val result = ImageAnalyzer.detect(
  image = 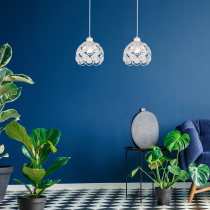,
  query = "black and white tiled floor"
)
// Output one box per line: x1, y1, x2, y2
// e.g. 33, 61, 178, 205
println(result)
1, 188, 210, 209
